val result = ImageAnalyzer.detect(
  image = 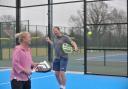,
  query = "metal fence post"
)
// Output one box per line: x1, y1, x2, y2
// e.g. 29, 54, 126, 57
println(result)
48, 0, 53, 63
0, 23, 2, 60
84, 0, 87, 74
104, 50, 106, 66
